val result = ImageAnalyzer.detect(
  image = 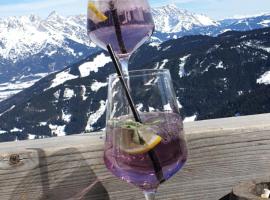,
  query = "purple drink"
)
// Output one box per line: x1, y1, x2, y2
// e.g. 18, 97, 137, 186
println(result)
87, 0, 154, 58
104, 112, 187, 191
